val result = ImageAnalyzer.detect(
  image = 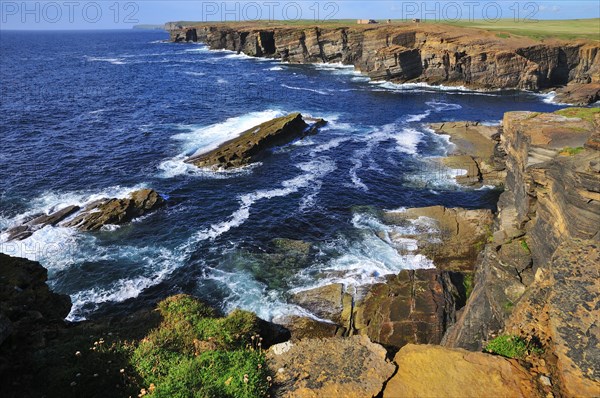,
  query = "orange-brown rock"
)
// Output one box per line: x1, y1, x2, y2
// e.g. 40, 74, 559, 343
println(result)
383, 344, 536, 398
382, 206, 493, 271
266, 335, 395, 398
429, 121, 505, 186
168, 22, 600, 101
504, 239, 600, 397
